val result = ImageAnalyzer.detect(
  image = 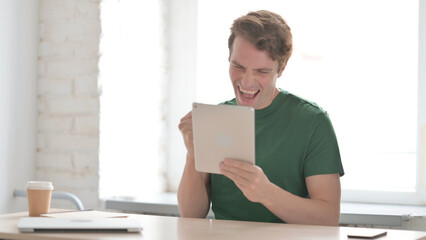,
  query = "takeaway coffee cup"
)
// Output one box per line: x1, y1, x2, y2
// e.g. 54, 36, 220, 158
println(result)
26, 181, 54, 217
